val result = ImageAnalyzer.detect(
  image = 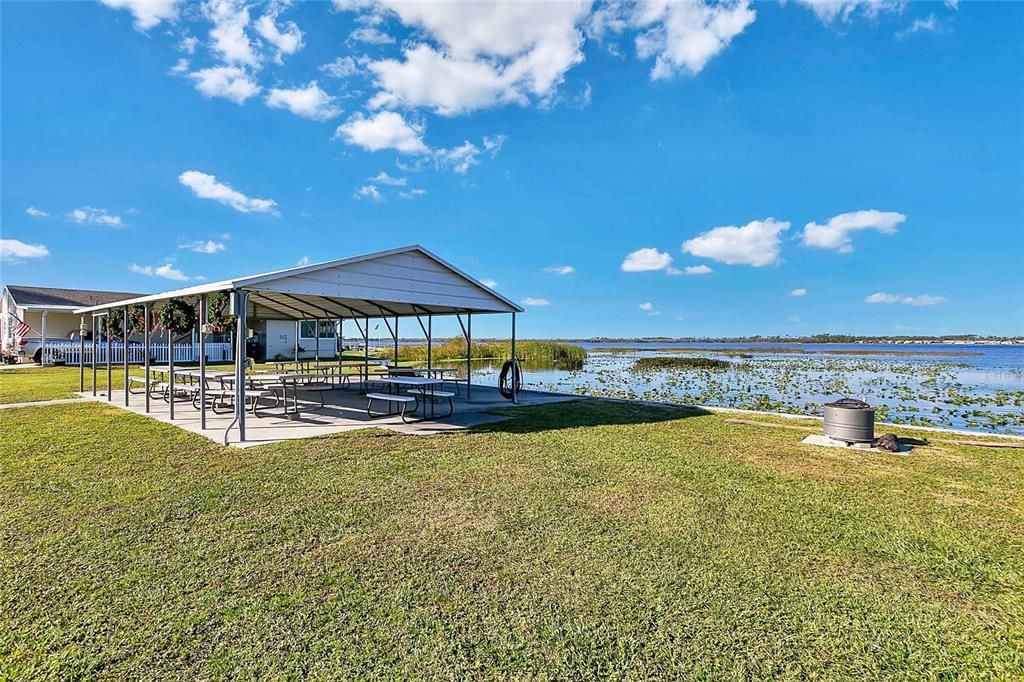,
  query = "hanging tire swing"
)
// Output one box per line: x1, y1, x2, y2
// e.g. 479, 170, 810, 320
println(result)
498, 358, 523, 400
